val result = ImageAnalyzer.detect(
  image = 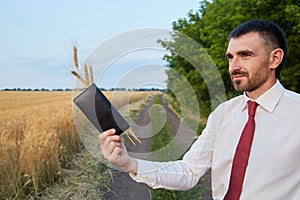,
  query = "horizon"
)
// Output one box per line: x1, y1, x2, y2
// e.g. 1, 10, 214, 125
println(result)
0, 86, 167, 91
